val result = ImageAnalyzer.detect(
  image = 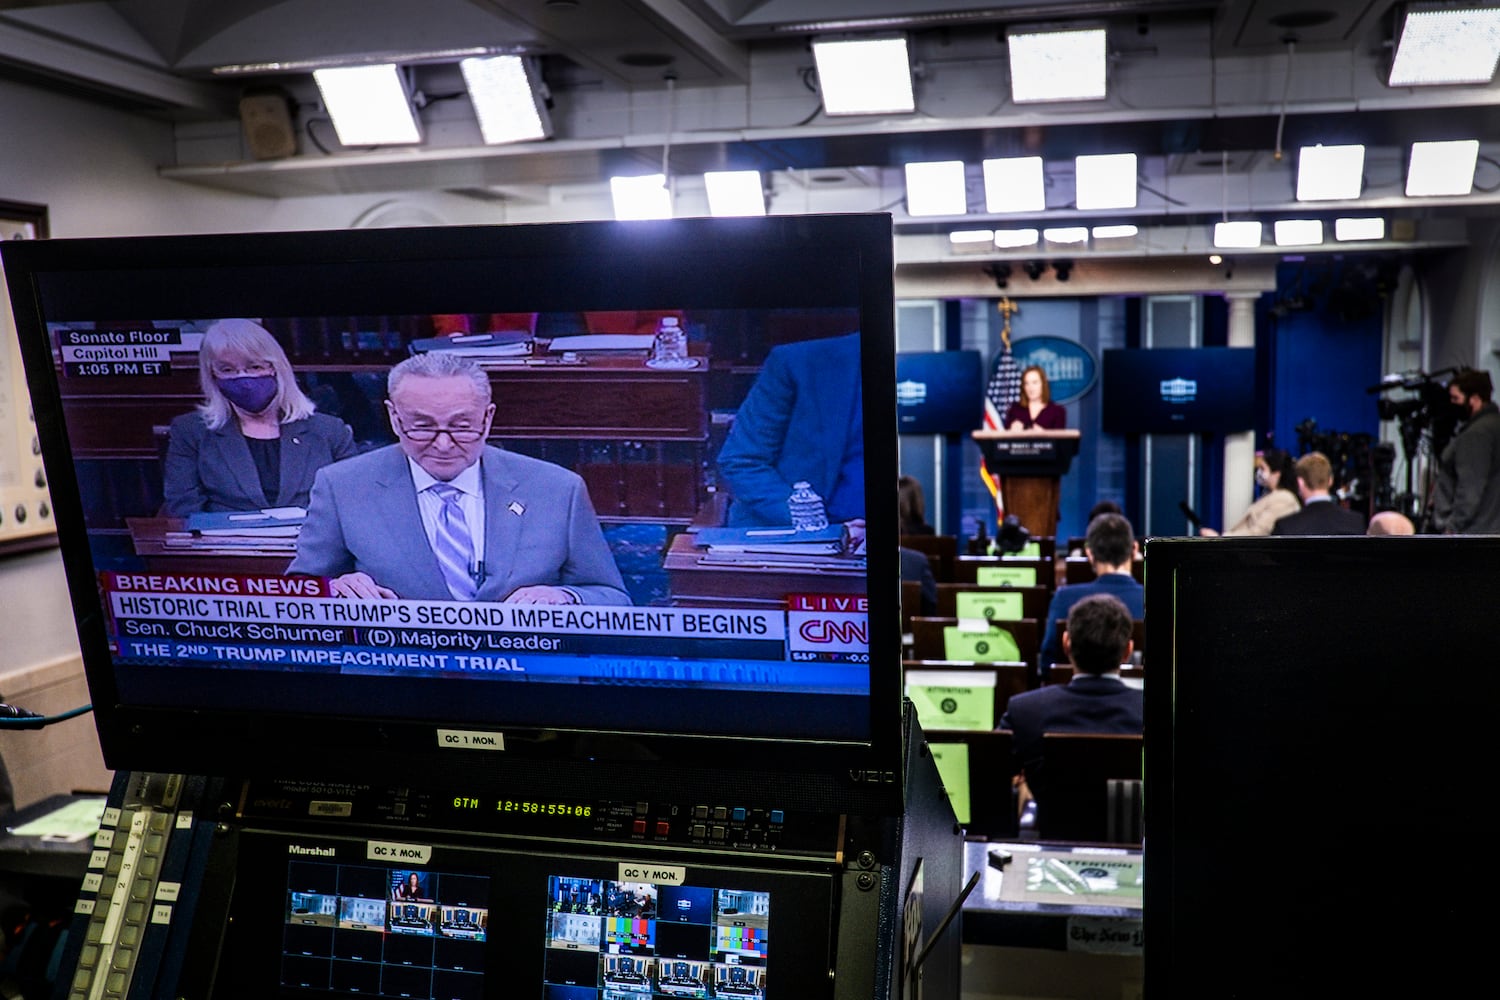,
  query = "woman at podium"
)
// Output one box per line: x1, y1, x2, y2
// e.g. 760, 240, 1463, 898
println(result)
1004, 366, 1066, 431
